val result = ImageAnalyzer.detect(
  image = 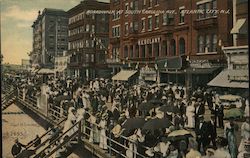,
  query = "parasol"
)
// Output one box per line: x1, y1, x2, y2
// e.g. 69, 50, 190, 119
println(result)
224, 108, 244, 119
122, 118, 146, 130
219, 94, 241, 102
138, 102, 159, 111
142, 118, 172, 131
167, 129, 193, 141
